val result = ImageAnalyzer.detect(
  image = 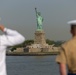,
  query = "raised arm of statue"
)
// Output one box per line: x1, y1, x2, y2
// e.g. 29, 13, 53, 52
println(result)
35, 8, 38, 17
